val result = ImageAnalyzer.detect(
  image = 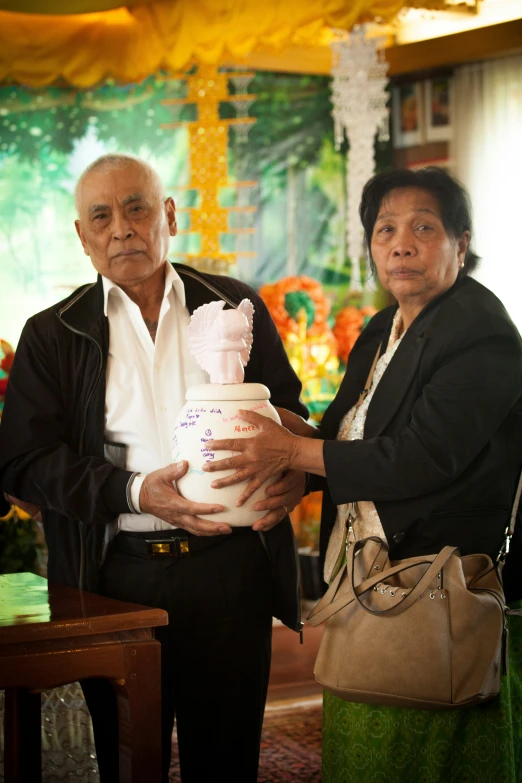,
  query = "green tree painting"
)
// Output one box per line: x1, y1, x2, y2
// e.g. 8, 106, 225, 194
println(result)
0, 71, 391, 347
